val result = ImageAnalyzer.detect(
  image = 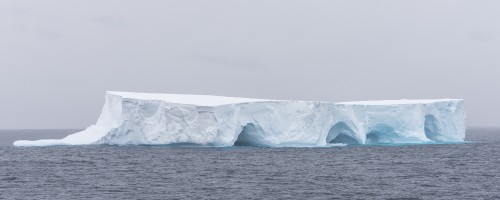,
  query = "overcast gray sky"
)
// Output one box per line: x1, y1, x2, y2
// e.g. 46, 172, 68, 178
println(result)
0, 0, 499, 129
